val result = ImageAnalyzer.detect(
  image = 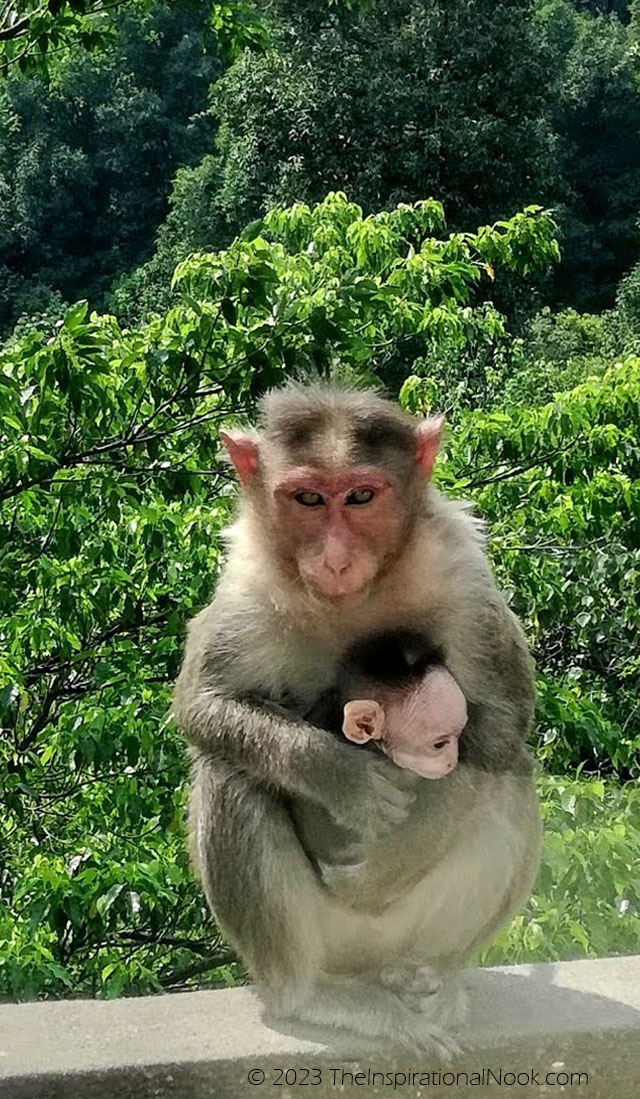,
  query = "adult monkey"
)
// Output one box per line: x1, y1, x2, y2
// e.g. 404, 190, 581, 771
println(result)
174, 383, 540, 1051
